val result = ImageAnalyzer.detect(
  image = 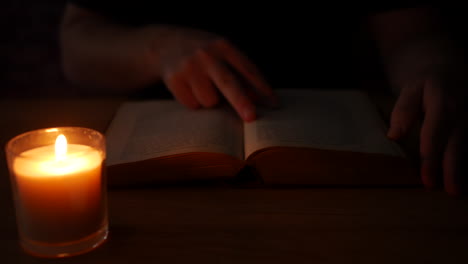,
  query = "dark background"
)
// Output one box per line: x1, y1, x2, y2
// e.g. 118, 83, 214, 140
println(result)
1, 1, 465, 99
0, 0, 76, 99
0, 0, 383, 99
